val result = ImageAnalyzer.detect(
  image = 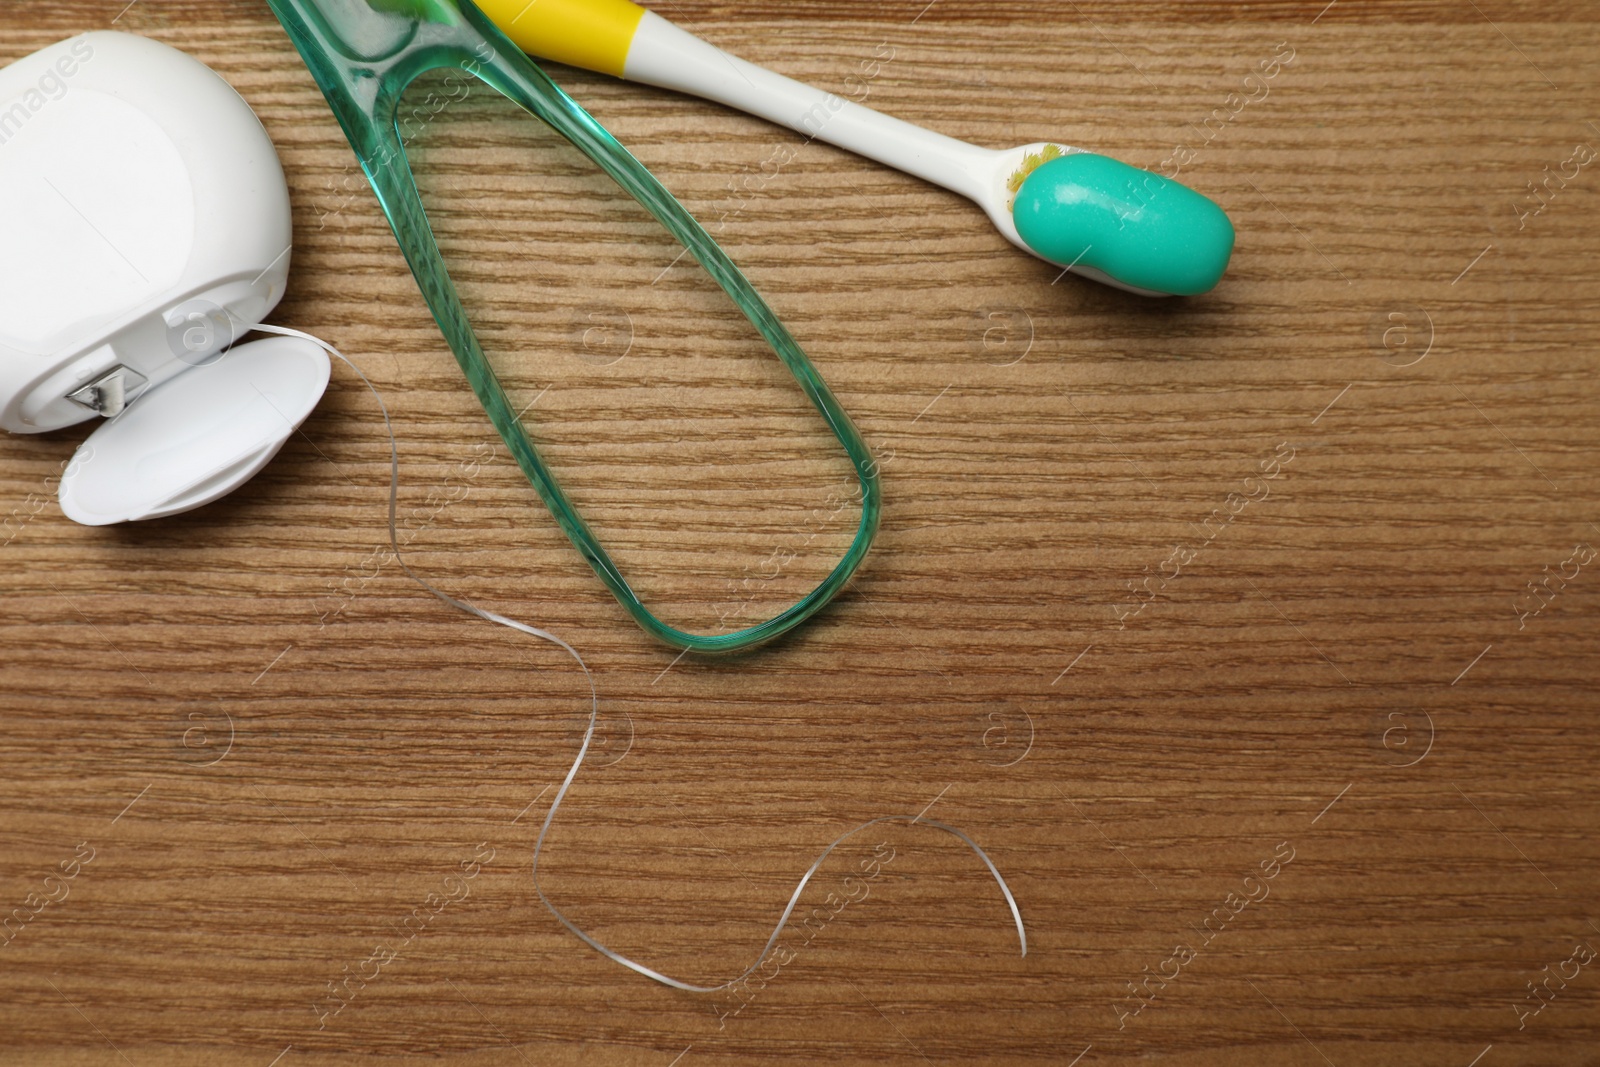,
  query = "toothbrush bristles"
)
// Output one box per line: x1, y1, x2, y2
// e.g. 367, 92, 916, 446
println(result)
1006, 143, 1064, 201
